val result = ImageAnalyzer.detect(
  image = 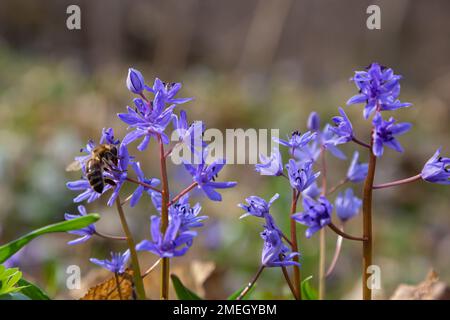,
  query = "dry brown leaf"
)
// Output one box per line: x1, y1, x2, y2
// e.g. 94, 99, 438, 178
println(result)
391, 269, 450, 300
80, 269, 135, 300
